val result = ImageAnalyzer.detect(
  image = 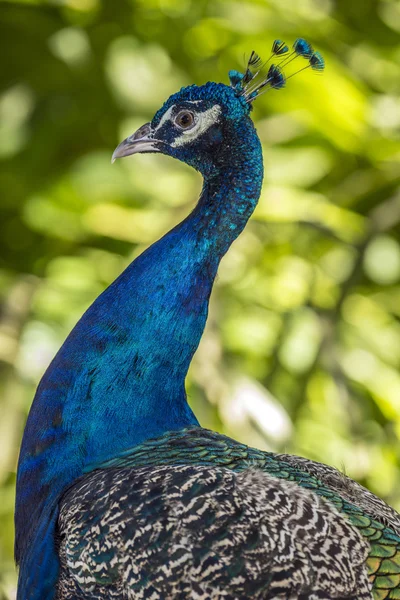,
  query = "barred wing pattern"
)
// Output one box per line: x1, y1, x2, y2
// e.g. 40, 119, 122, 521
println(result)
57, 428, 400, 600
